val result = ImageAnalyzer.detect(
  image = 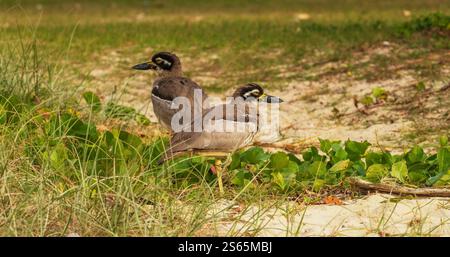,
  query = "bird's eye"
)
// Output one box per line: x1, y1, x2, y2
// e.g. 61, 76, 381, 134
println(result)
154, 57, 172, 69
243, 89, 261, 99
155, 57, 169, 65
250, 89, 261, 96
